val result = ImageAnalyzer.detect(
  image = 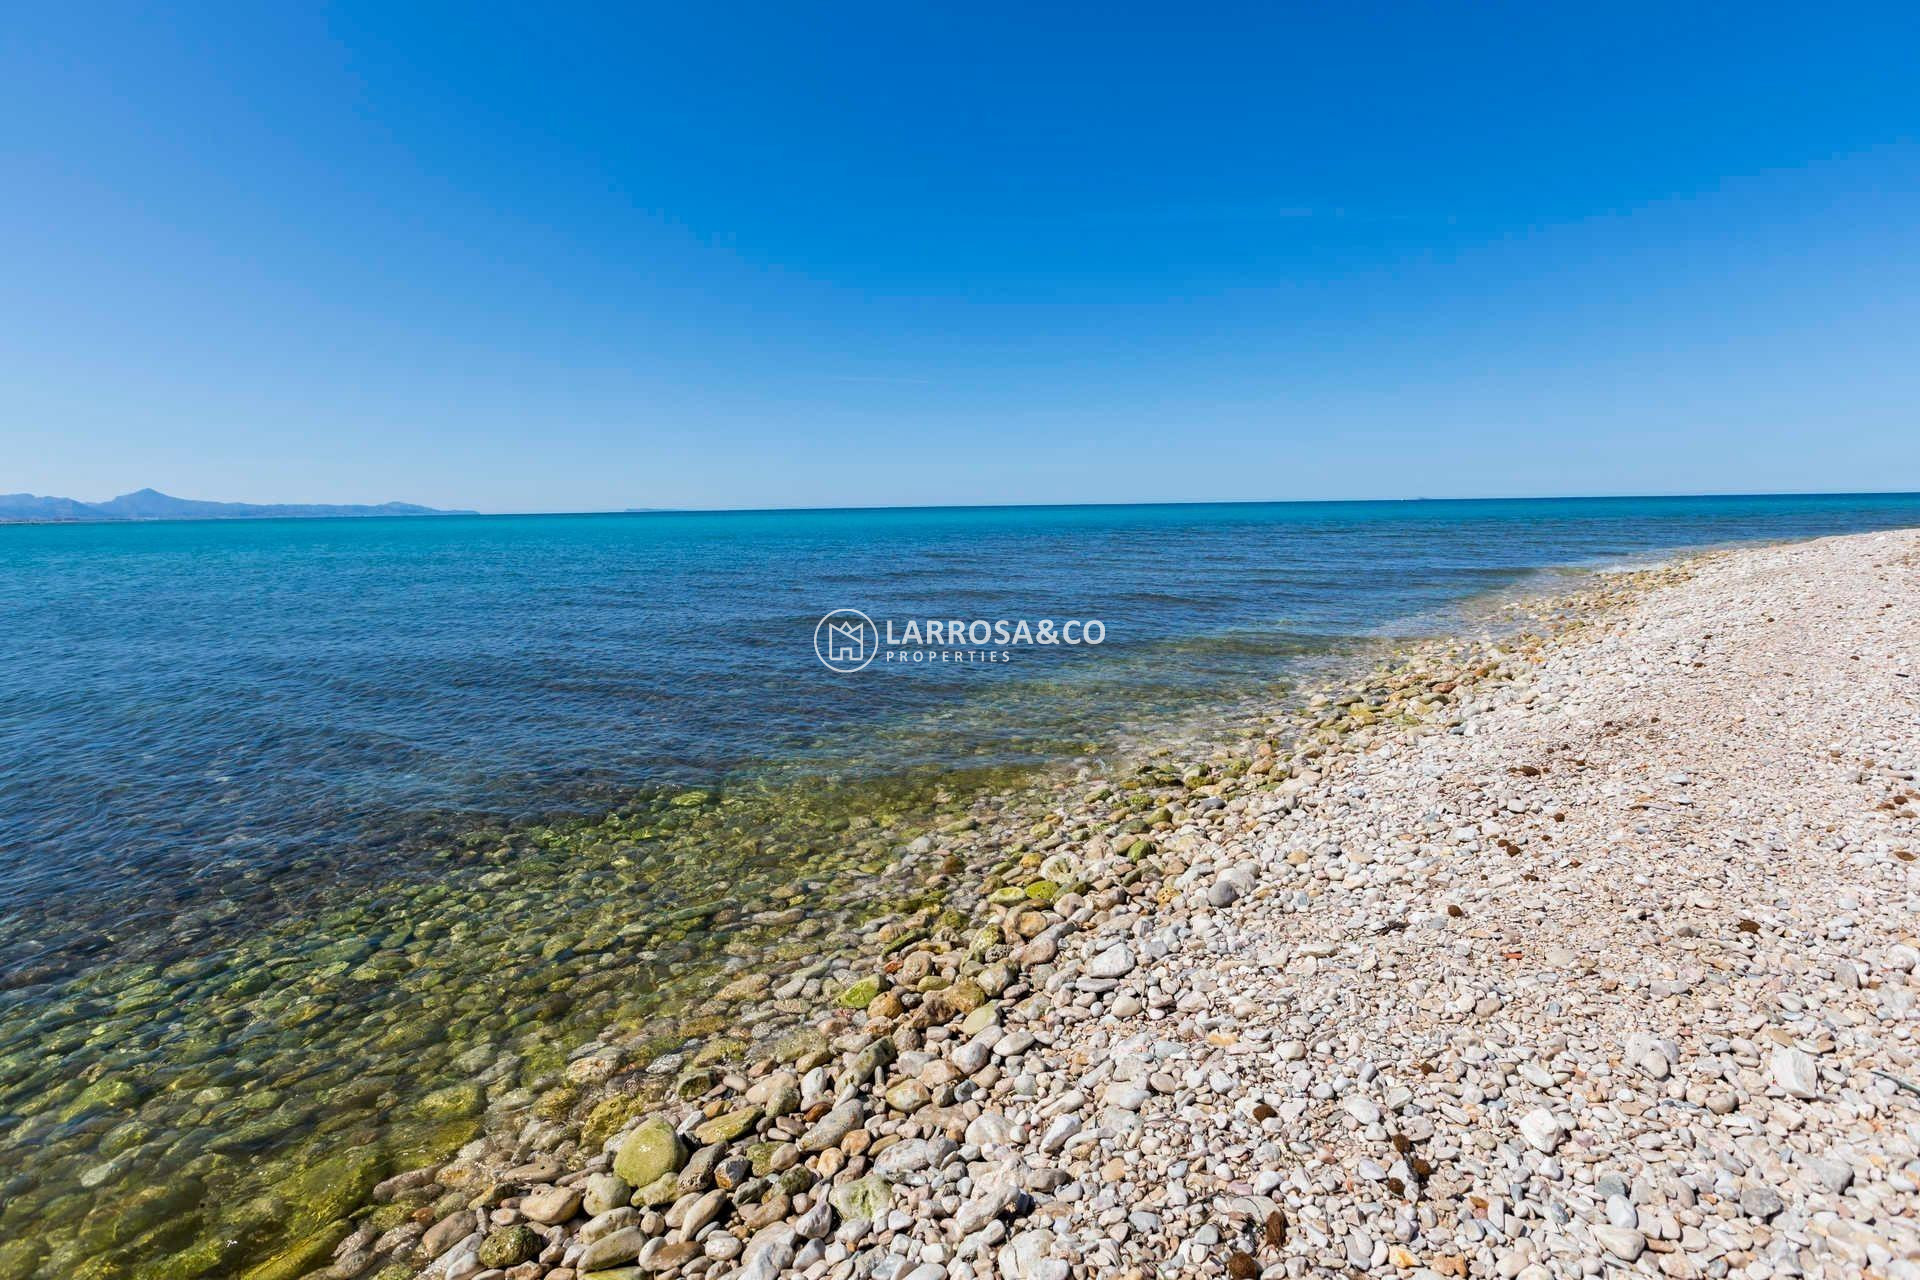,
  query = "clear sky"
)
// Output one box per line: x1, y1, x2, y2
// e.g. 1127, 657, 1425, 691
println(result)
3, 3, 1917, 511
